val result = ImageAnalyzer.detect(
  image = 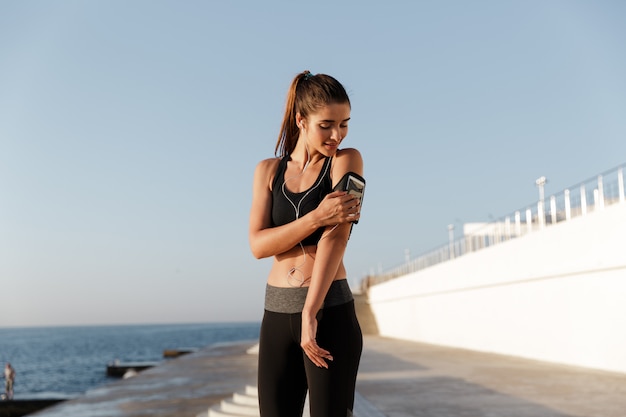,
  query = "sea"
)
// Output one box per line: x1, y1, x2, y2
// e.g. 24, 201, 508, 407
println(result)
0, 322, 261, 400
